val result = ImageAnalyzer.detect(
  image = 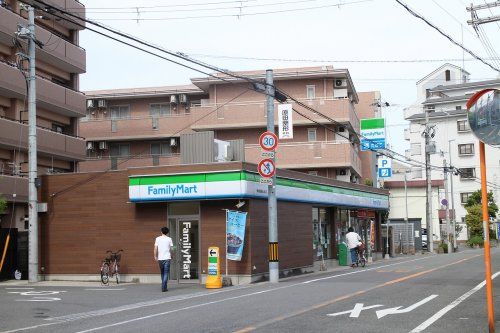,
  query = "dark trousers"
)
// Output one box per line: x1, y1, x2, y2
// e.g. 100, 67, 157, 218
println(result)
158, 259, 171, 291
